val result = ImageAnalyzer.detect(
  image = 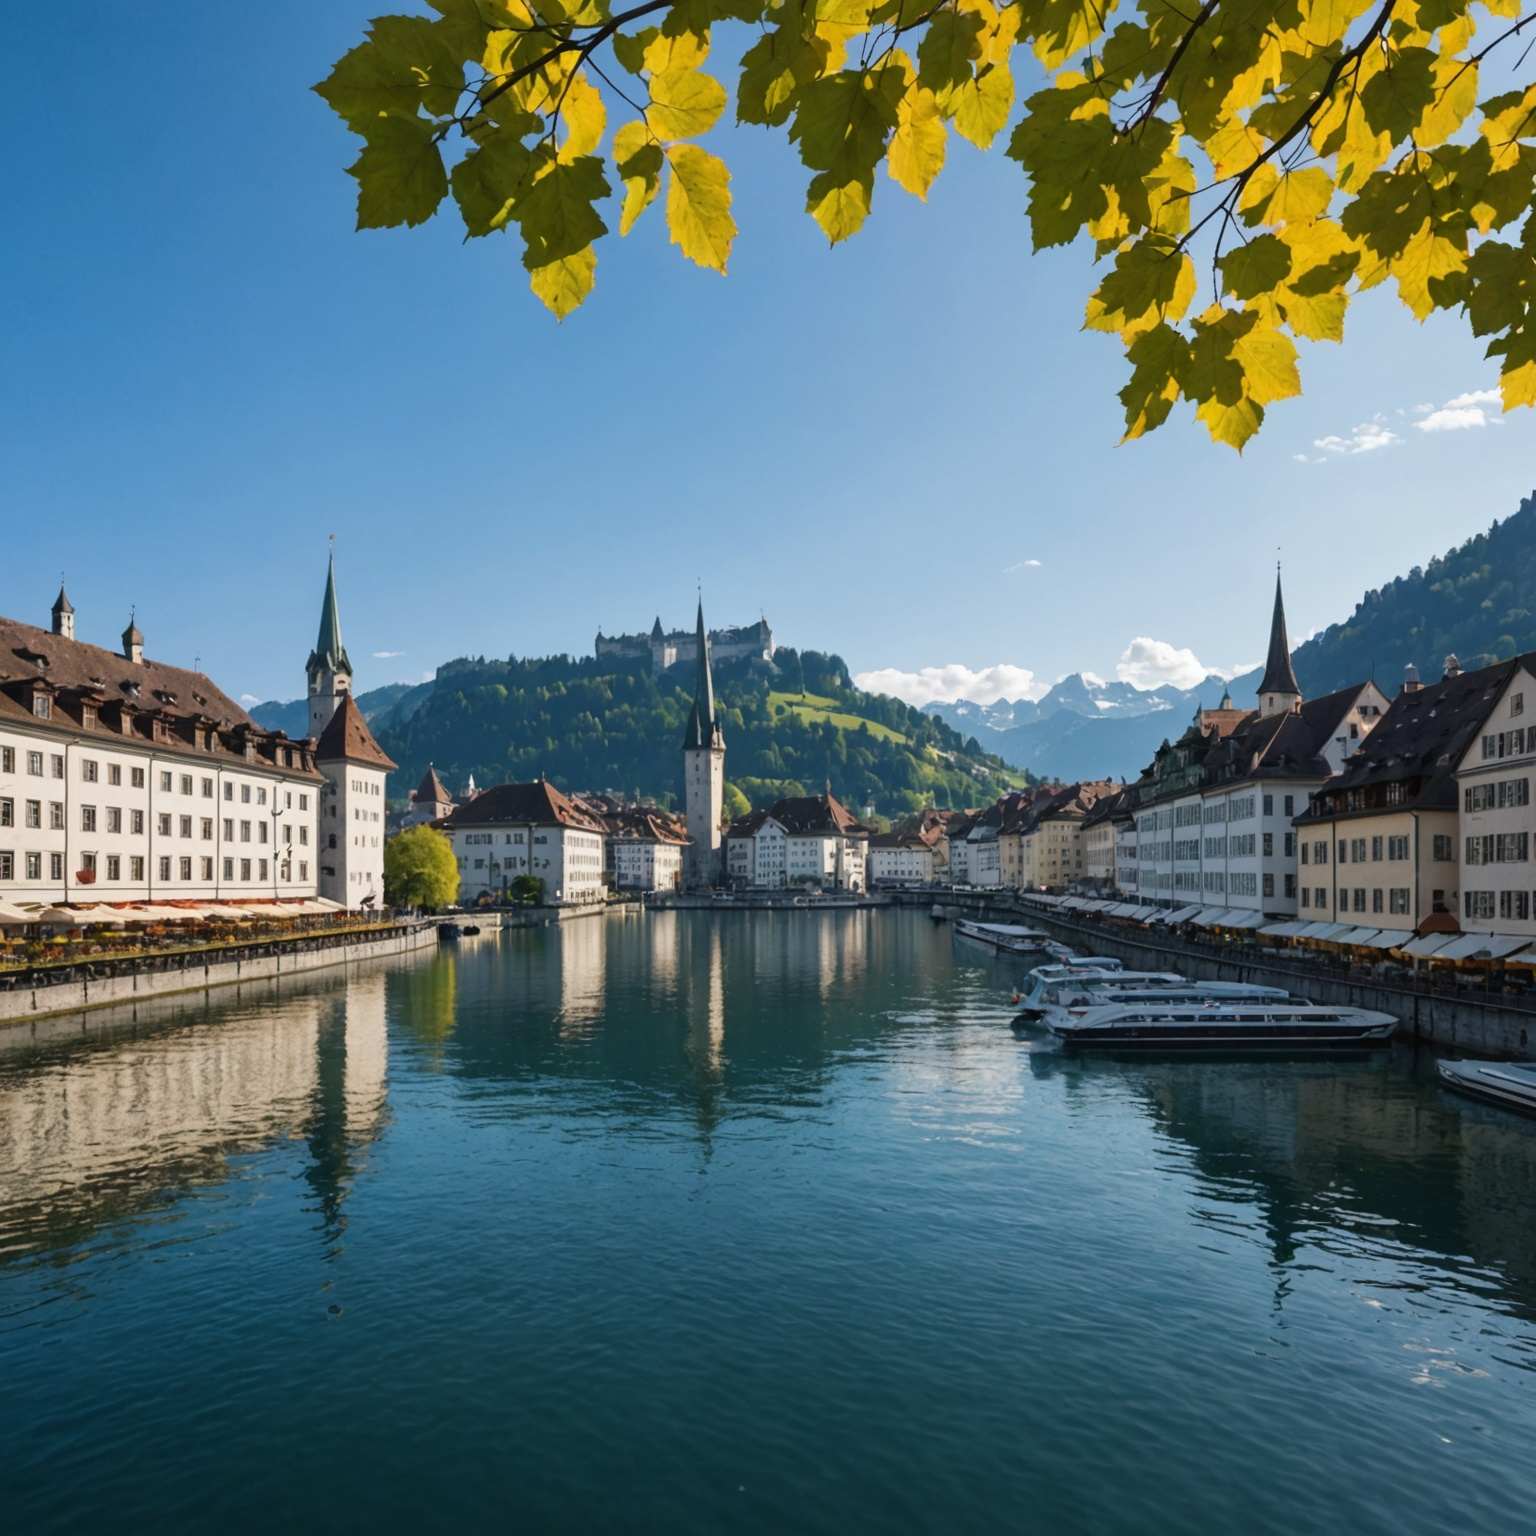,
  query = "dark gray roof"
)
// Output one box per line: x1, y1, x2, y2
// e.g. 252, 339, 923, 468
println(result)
1257, 568, 1301, 698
